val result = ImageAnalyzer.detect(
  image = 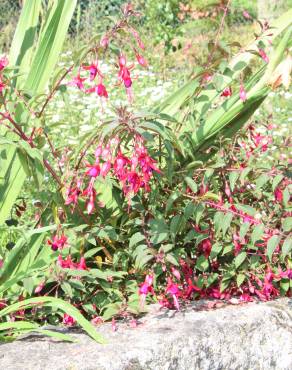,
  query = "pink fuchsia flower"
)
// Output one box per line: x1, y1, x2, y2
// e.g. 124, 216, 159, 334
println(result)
171, 267, 181, 280
58, 255, 88, 271
63, 313, 76, 326
239, 84, 247, 102
185, 278, 201, 299
91, 316, 103, 325
86, 163, 101, 178
129, 319, 138, 328
0, 259, 3, 268
58, 254, 75, 269
242, 10, 251, 19
83, 60, 102, 81
69, 73, 86, 90
135, 51, 148, 67
258, 48, 269, 63
34, 282, 45, 294
47, 234, 68, 251
139, 274, 154, 308
130, 28, 145, 50
111, 317, 117, 332
199, 238, 212, 258
0, 55, 8, 71
100, 161, 111, 177
97, 82, 108, 98
239, 293, 253, 302
86, 82, 108, 99
100, 35, 109, 48
221, 86, 232, 97
113, 151, 130, 179
87, 192, 96, 214
274, 187, 283, 202
77, 257, 88, 270
166, 278, 180, 310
